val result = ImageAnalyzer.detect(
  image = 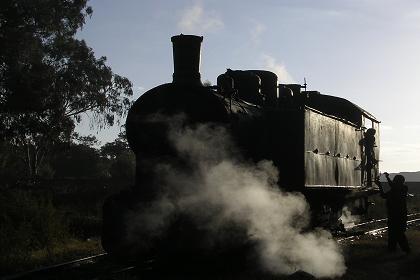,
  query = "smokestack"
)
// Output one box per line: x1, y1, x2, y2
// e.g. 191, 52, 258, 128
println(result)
171, 34, 203, 86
